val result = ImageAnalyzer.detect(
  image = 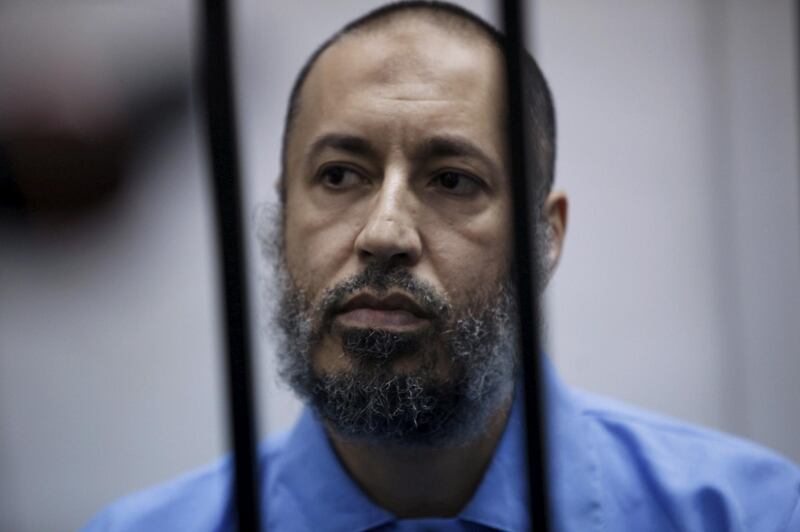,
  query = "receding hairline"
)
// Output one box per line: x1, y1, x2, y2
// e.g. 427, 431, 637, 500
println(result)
279, 1, 557, 203
341, 5, 501, 43
290, 7, 503, 131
